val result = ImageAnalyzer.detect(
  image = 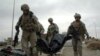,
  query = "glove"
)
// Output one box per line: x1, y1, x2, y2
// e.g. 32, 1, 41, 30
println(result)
36, 32, 41, 36
86, 35, 90, 40
53, 30, 58, 34
15, 25, 19, 31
